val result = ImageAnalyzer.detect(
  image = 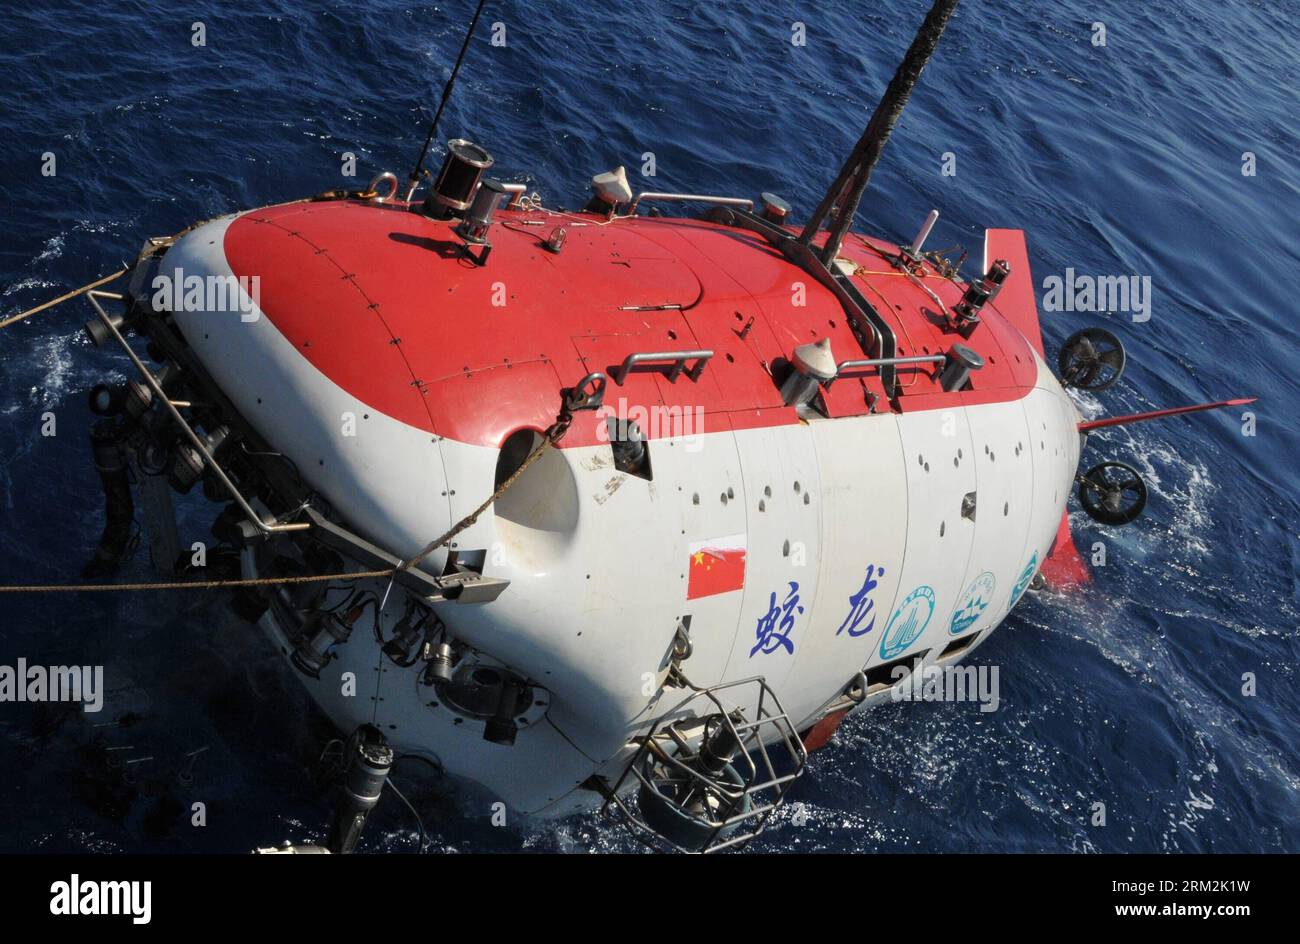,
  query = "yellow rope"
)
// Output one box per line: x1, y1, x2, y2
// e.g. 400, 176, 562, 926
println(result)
0, 191, 572, 596
398, 421, 564, 574
0, 570, 393, 594
0, 421, 566, 594
0, 189, 374, 334
0, 268, 129, 330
